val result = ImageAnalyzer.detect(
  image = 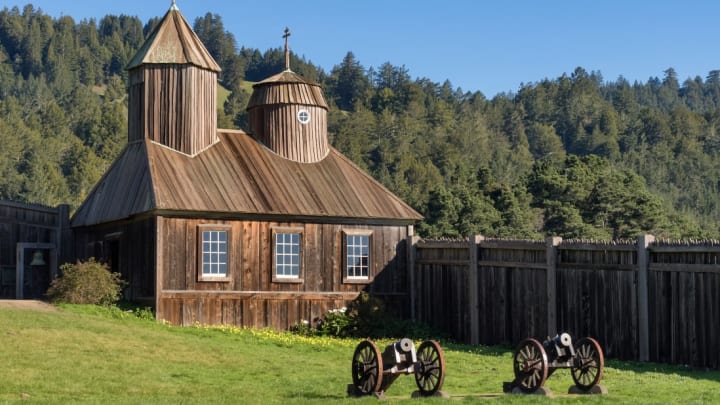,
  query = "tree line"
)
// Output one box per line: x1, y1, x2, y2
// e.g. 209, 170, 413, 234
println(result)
2, 4, 720, 239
